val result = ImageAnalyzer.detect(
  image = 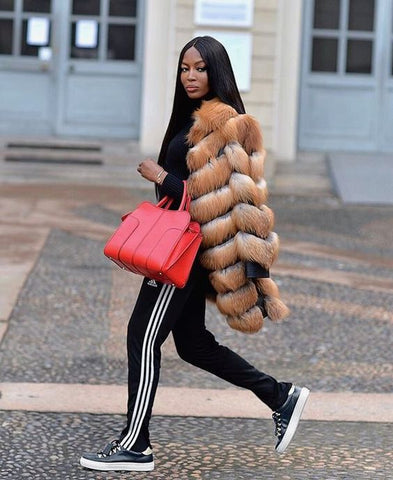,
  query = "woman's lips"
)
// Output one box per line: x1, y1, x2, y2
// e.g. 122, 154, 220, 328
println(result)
186, 86, 198, 92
